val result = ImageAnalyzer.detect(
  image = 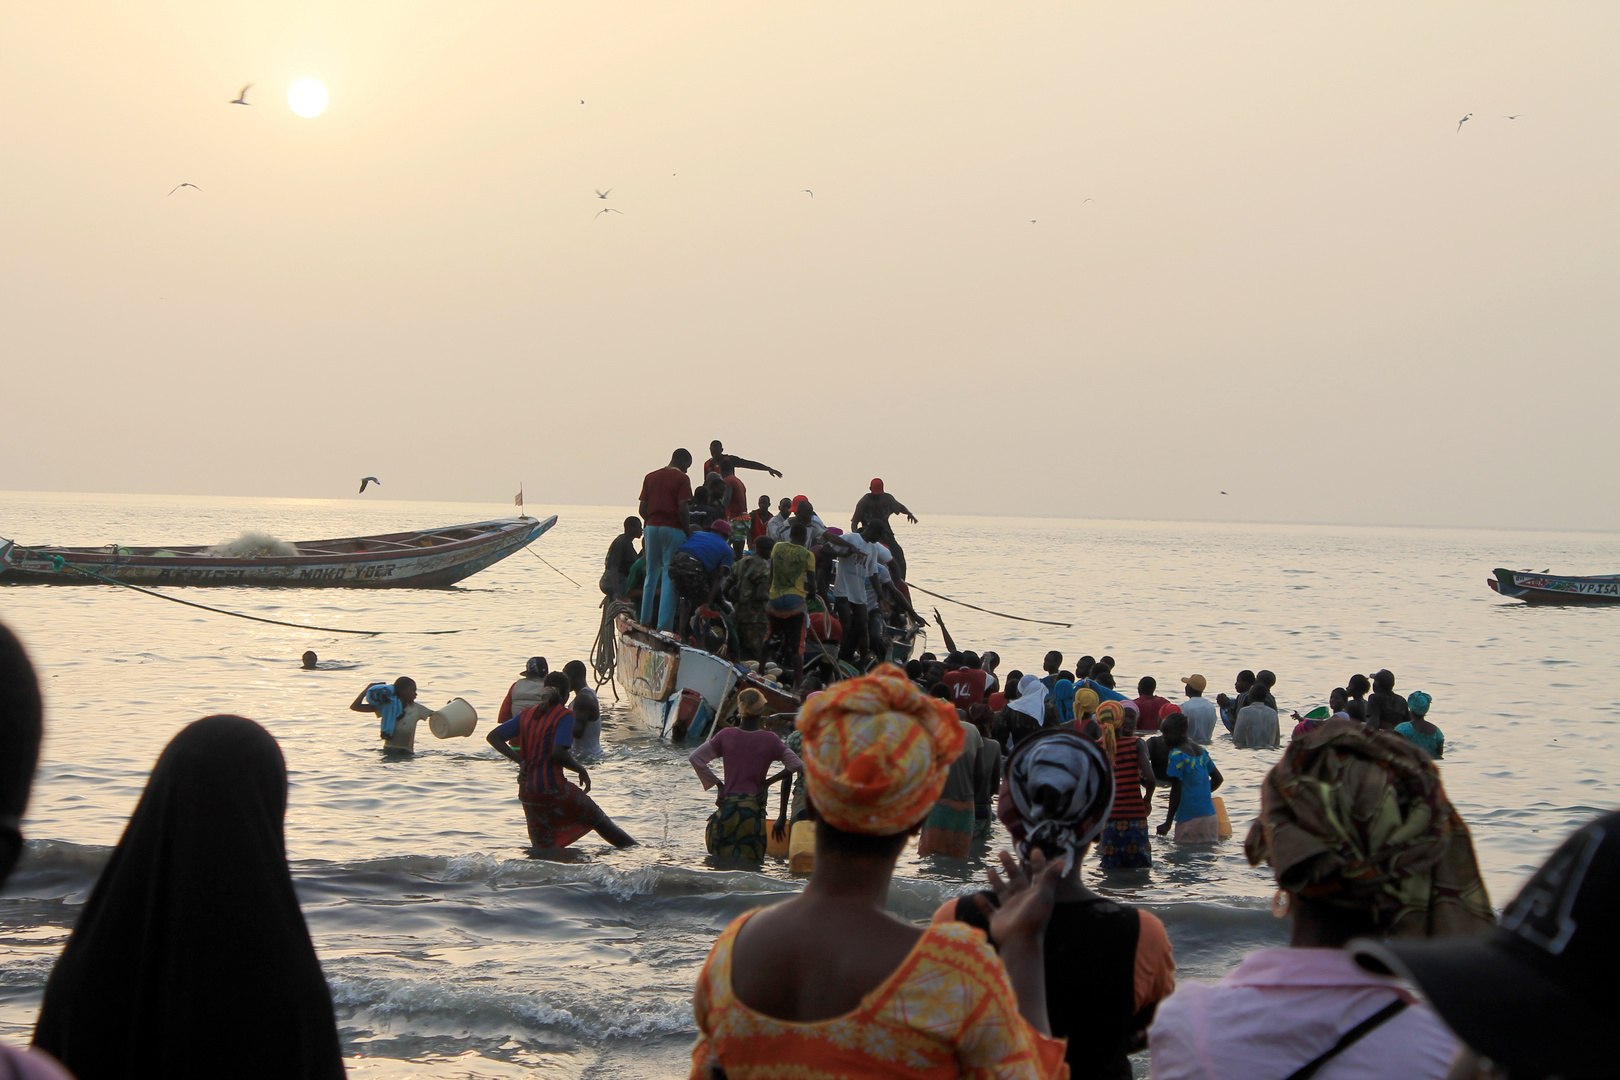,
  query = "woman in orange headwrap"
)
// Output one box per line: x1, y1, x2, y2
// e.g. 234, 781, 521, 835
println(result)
688, 664, 1071, 1079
